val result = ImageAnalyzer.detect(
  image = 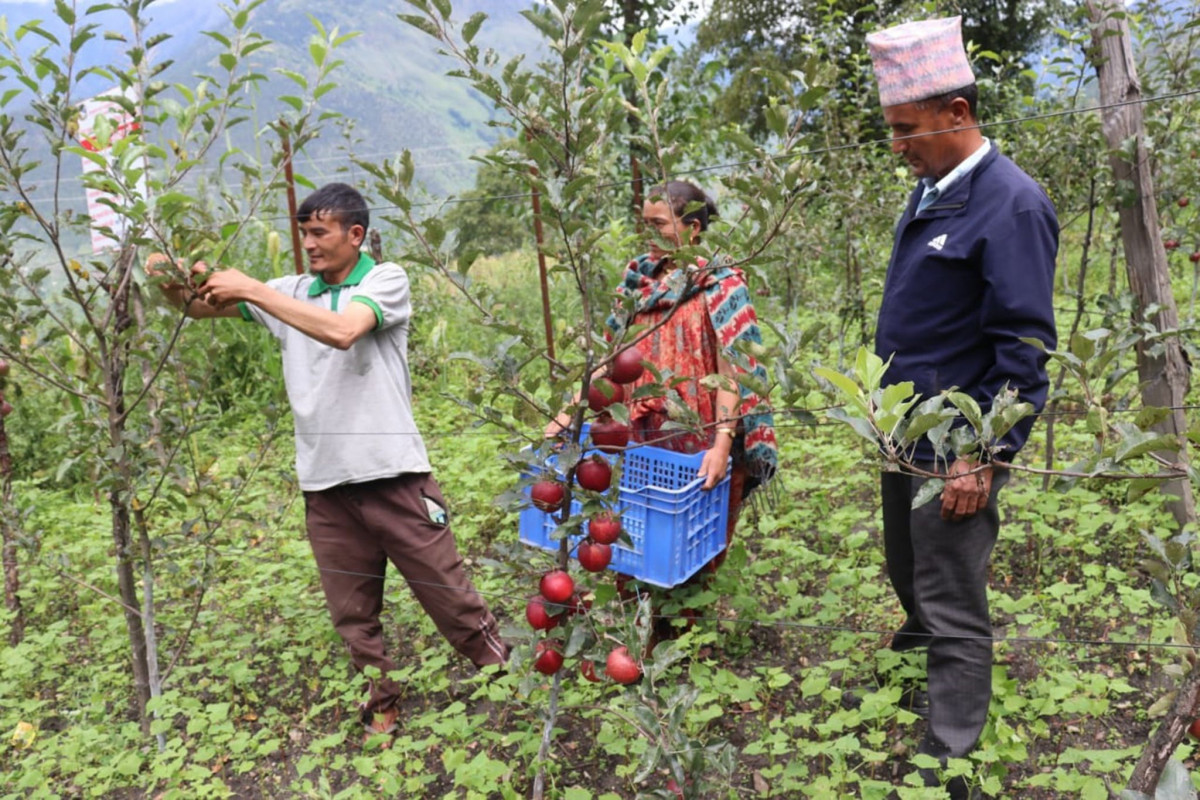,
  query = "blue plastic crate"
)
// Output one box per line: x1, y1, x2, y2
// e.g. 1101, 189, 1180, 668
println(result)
519, 441, 730, 588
